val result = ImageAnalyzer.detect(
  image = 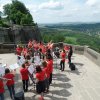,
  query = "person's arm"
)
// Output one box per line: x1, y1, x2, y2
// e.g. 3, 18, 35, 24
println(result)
0, 77, 11, 81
